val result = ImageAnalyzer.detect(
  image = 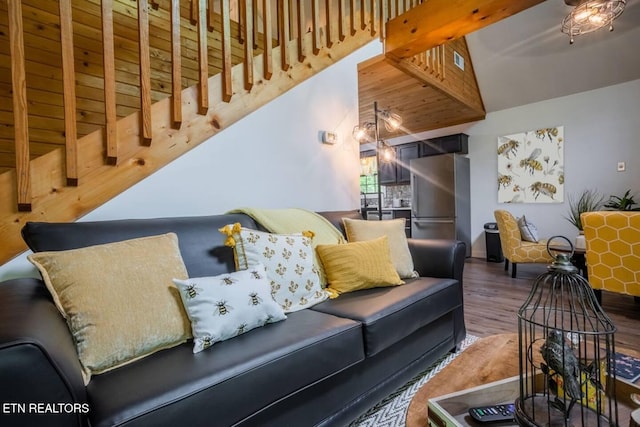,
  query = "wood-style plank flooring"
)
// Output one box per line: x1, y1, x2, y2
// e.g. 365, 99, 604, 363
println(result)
462, 258, 640, 354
